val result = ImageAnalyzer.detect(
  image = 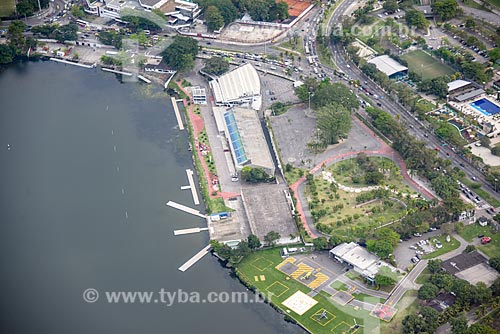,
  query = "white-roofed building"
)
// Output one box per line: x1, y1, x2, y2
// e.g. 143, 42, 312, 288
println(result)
330, 242, 398, 282
367, 55, 408, 79
447, 79, 472, 92
215, 107, 275, 176
209, 64, 262, 110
